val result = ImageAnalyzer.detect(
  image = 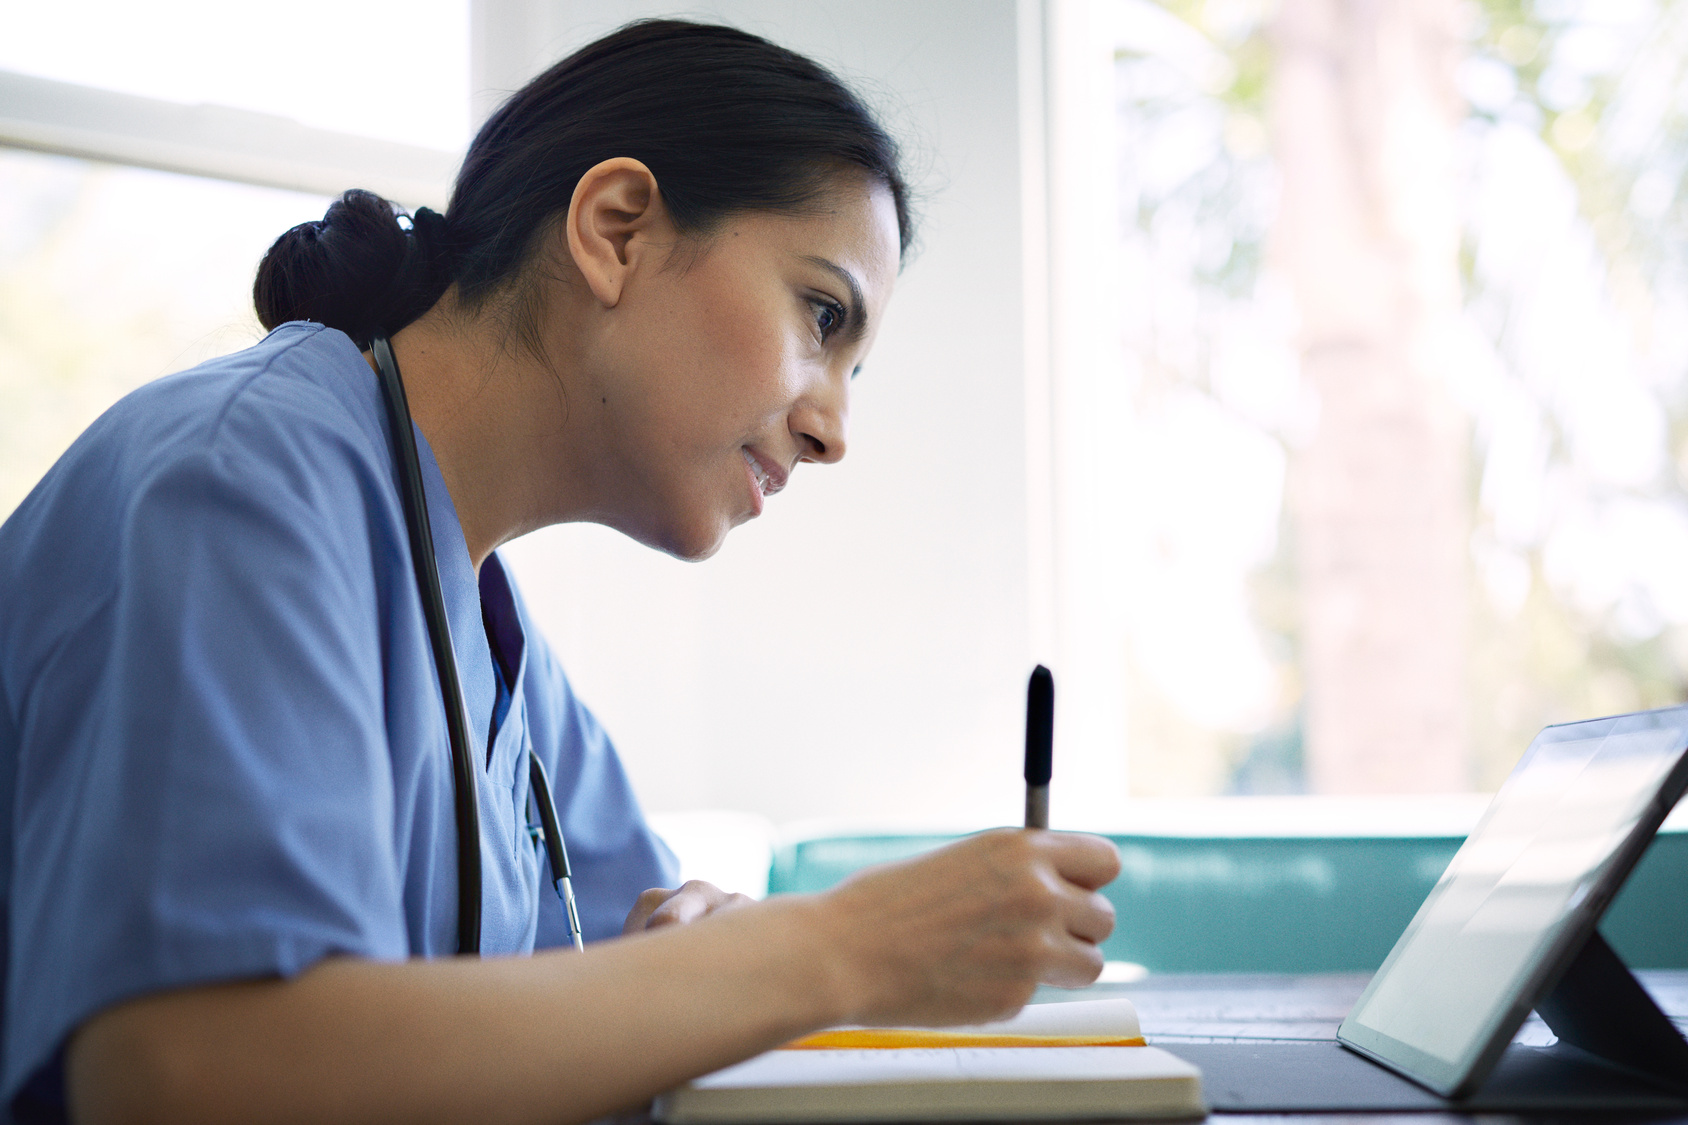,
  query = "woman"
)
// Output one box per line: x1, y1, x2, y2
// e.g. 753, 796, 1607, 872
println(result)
0, 19, 1120, 1125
